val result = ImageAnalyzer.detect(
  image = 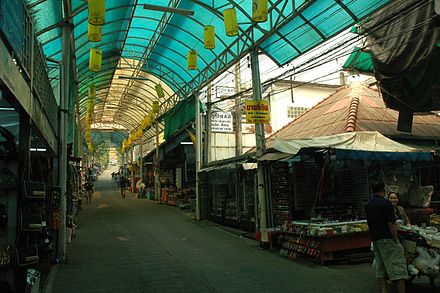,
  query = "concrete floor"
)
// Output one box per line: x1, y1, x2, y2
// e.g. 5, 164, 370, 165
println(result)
45, 169, 438, 293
